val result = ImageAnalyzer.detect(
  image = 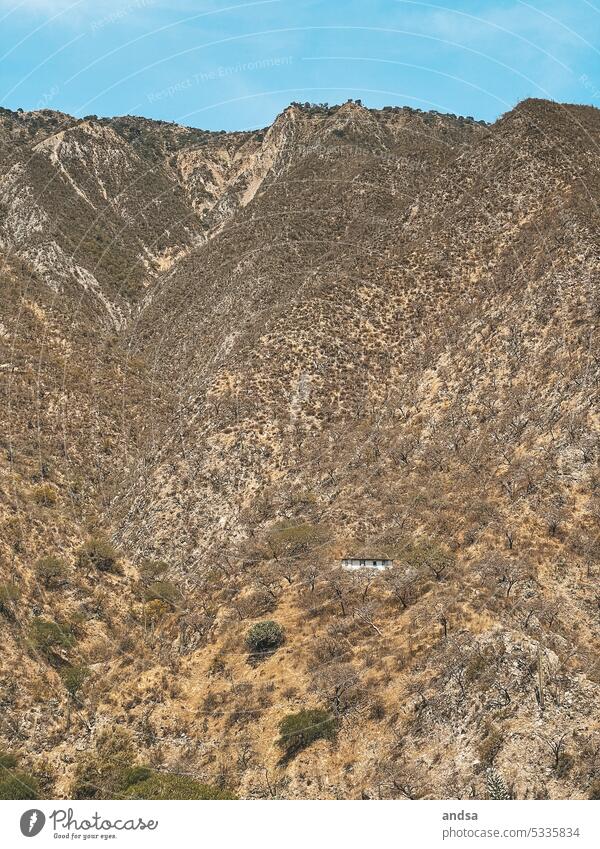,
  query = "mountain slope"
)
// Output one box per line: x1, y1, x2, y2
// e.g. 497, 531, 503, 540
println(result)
0, 99, 599, 801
